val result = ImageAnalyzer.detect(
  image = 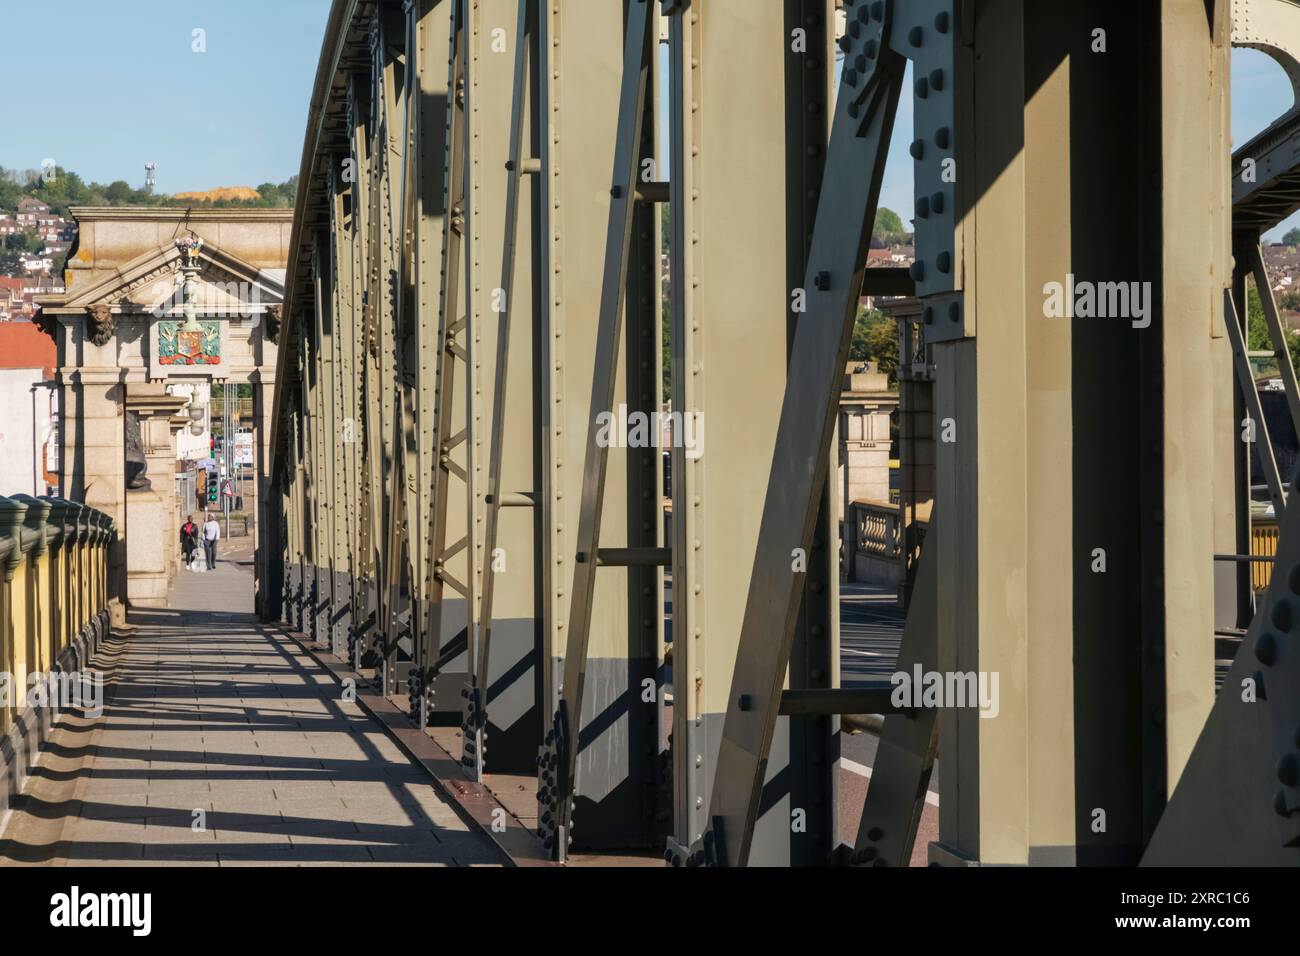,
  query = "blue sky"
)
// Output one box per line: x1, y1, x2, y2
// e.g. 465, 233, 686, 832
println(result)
0, 0, 329, 194
1231, 48, 1298, 243
1, 6, 1296, 238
